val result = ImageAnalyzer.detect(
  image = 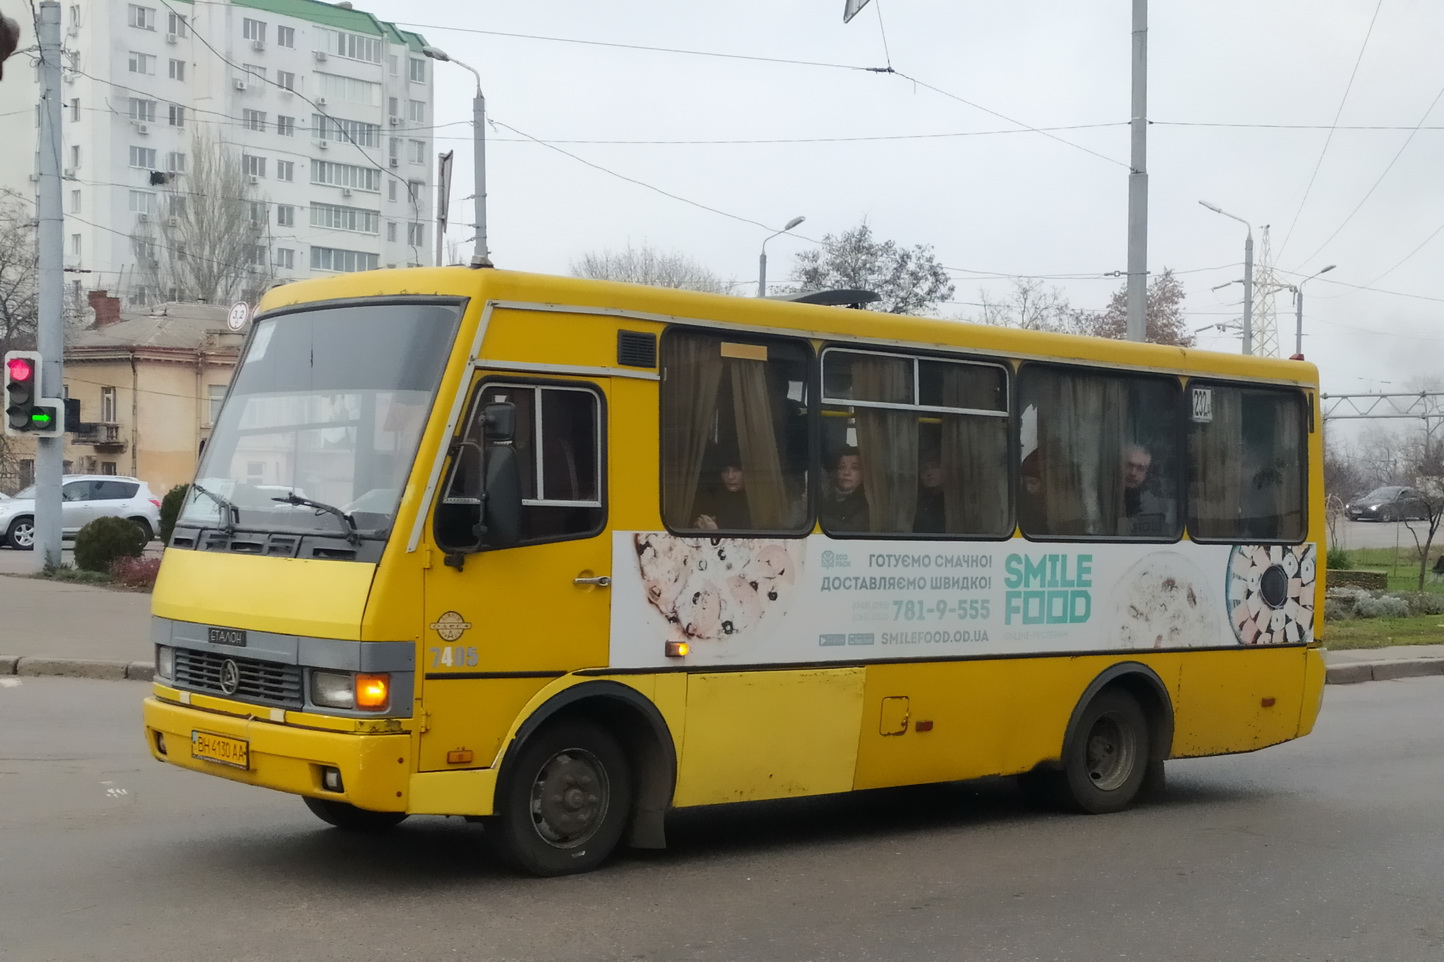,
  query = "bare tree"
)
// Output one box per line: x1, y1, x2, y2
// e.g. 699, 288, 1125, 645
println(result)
1068, 268, 1195, 347
791, 221, 954, 315
0, 198, 38, 491
976, 277, 1072, 331
132, 130, 273, 305
1397, 428, 1444, 589
0, 197, 37, 354
571, 243, 726, 293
